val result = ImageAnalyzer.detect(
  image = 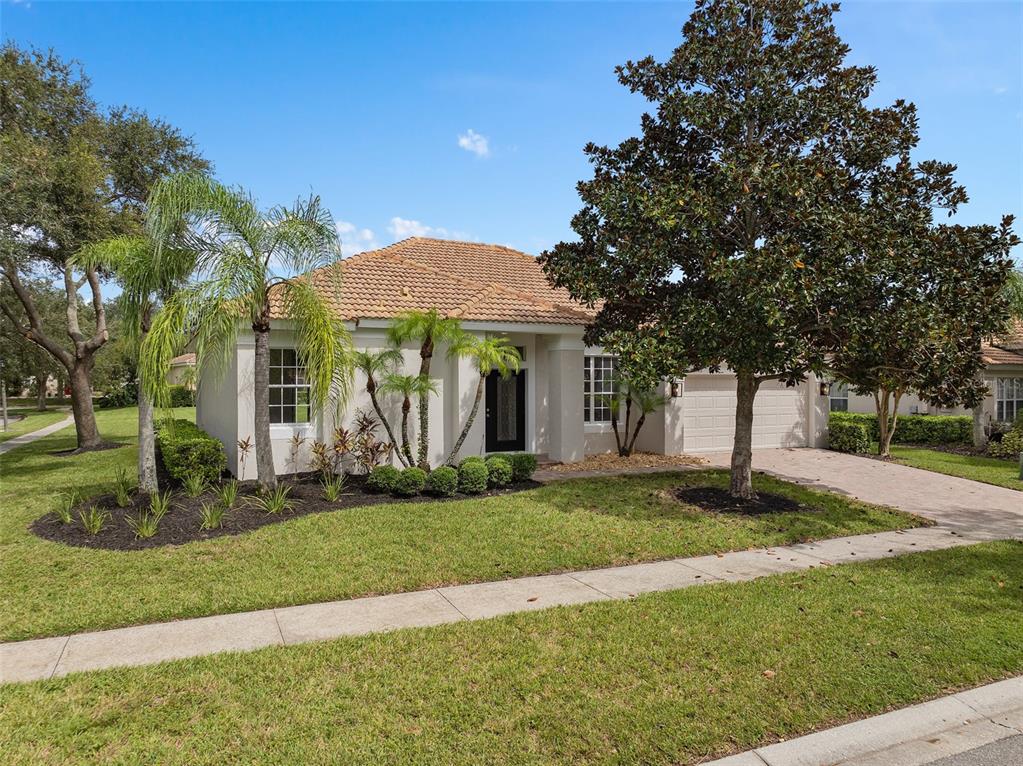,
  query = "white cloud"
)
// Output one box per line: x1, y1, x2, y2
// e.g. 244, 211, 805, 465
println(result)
335, 220, 379, 257
388, 217, 476, 243
457, 128, 490, 158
